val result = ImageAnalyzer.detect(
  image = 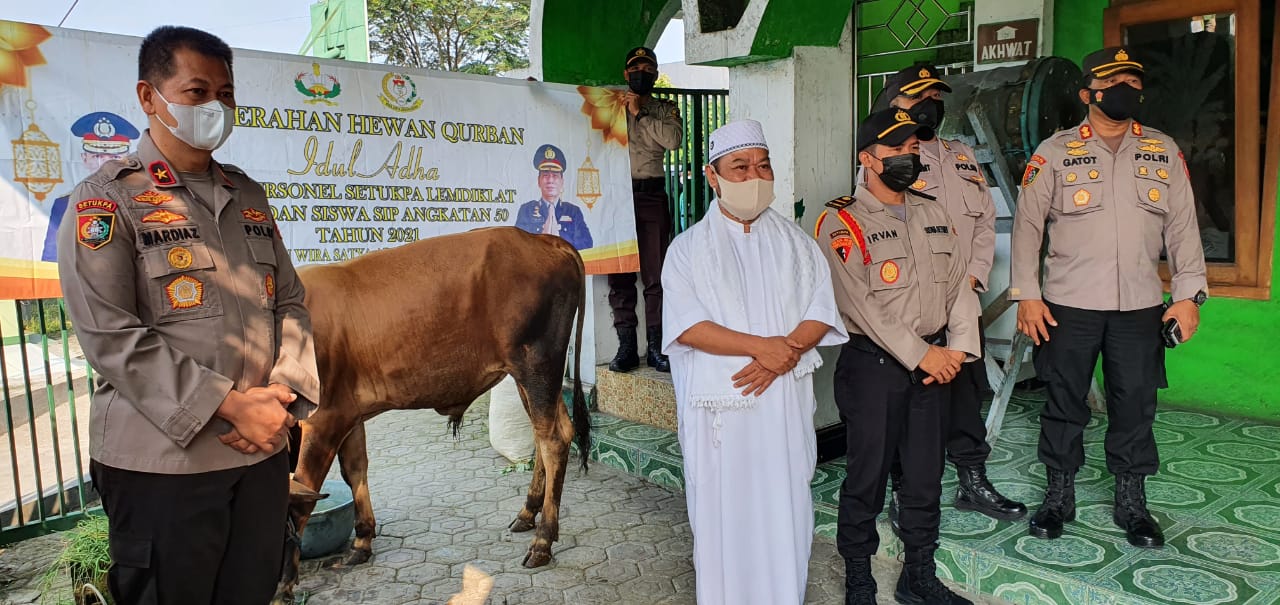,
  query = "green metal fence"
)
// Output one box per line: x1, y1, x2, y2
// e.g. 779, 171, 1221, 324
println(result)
653, 88, 730, 234
1, 299, 97, 545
